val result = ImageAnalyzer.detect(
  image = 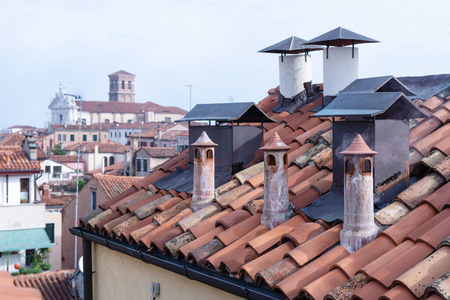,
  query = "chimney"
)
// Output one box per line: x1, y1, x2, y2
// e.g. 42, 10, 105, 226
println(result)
191, 131, 217, 212
340, 134, 378, 253
259, 36, 323, 106
42, 184, 50, 197
5, 153, 10, 164
24, 135, 38, 161
260, 133, 293, 229
303, 27, 379, 96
